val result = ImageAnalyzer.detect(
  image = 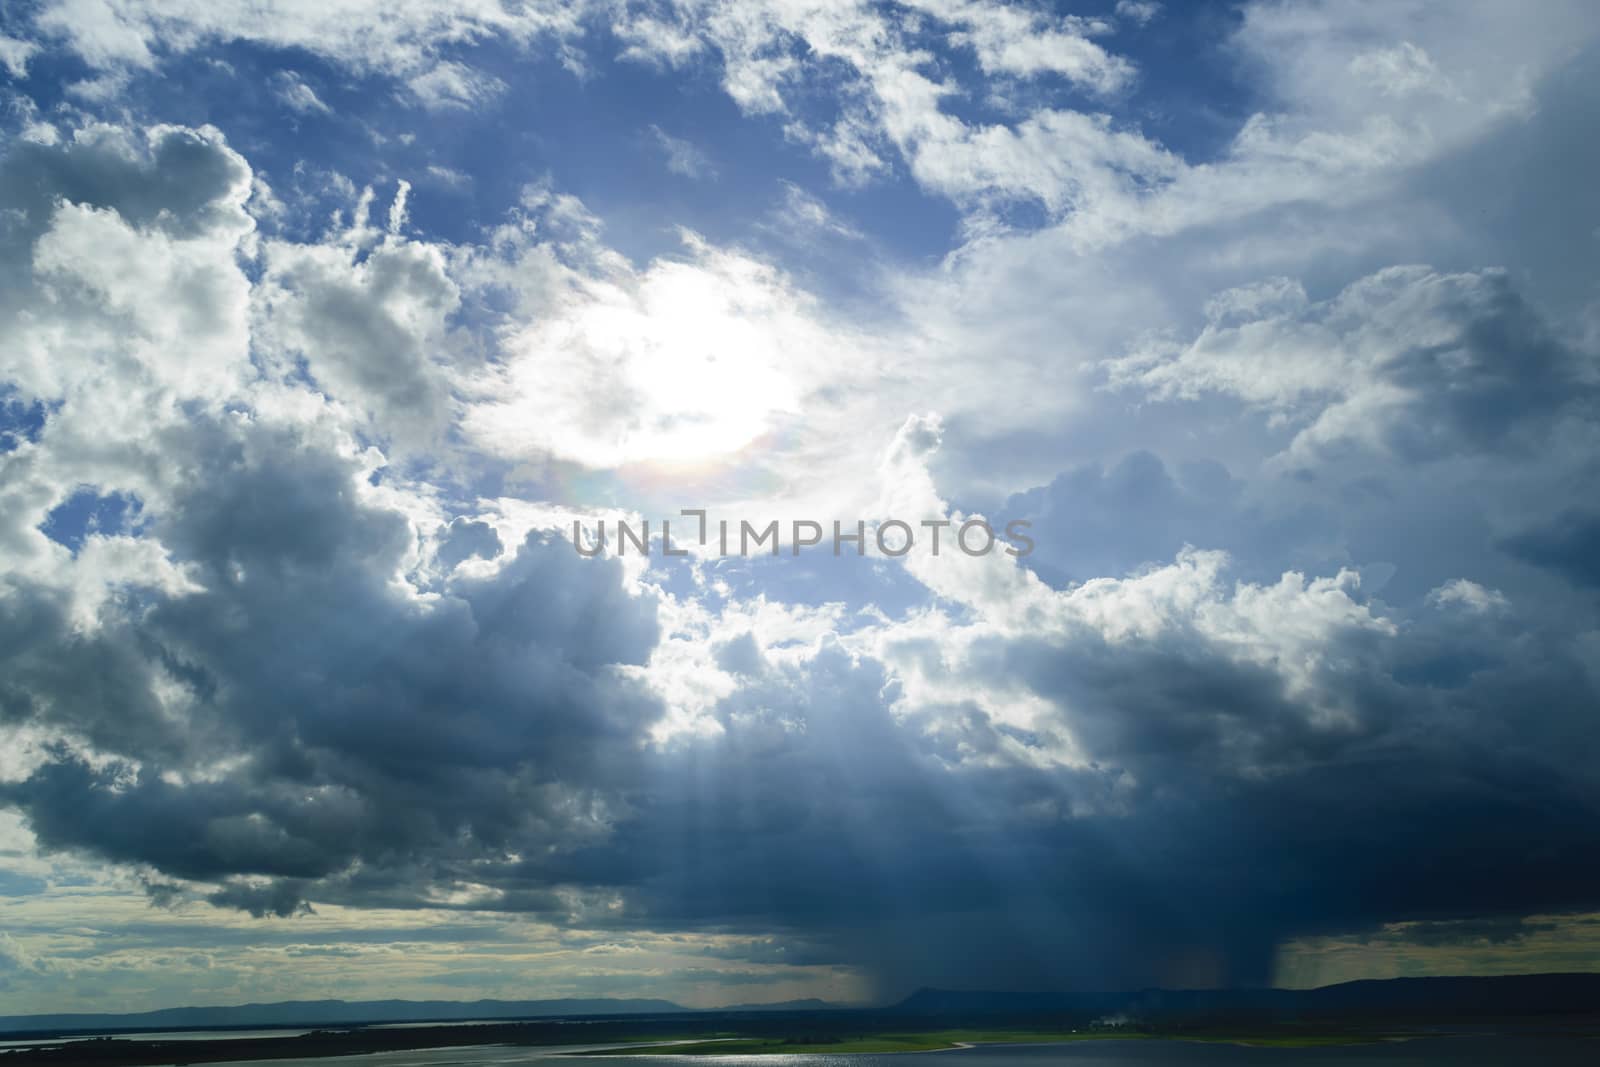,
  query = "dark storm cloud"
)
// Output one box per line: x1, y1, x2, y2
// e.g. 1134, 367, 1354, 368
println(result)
470, 253, 1600, 991
0, 125, 249, 244
984, 578, 1600, 983
0, 585, 194, 761
1366, 269, 1594, 461
2, 413, 663, 917
1500, 511, 1600, 589
6, 750, 345, 880
552, 594, 1600, 992
207, 879, 315, 919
